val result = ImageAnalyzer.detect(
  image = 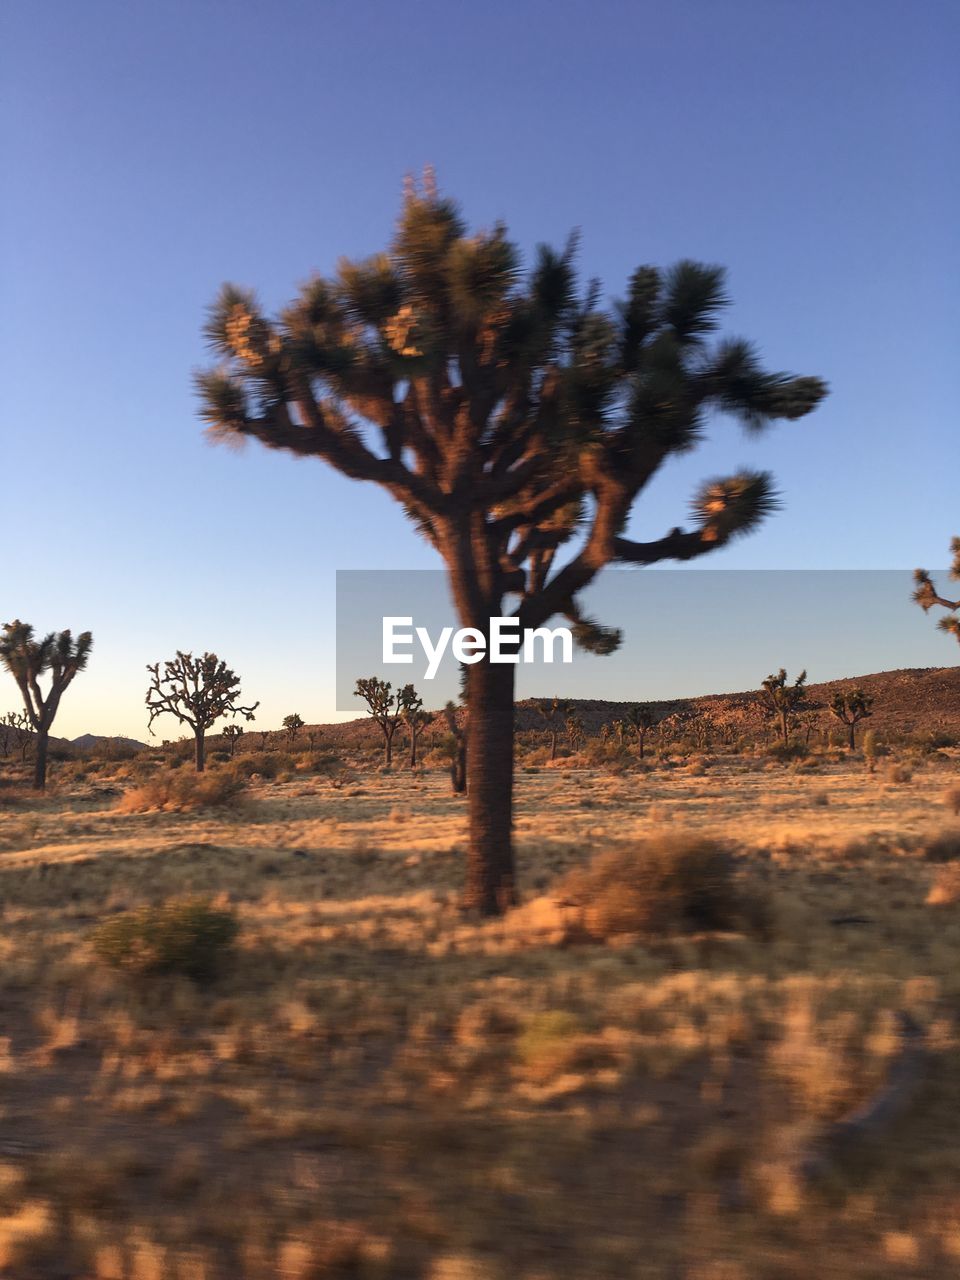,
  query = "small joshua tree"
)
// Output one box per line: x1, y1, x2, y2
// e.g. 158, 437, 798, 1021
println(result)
914, 539, 960, 647
625, 704, 659, 760
830, 687, 873, 750
440, 702, 468, 794
0, 710, 32, 761
760, 668, 808, 747
405, 705, 432, 767
282, 713, 305, 744
0, 621, 92, 790
354, 677, 420, 766
222, 723, 244, 758
566, 711, 586, 753
146, 651, 258, 773
535, 697, 573, 762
